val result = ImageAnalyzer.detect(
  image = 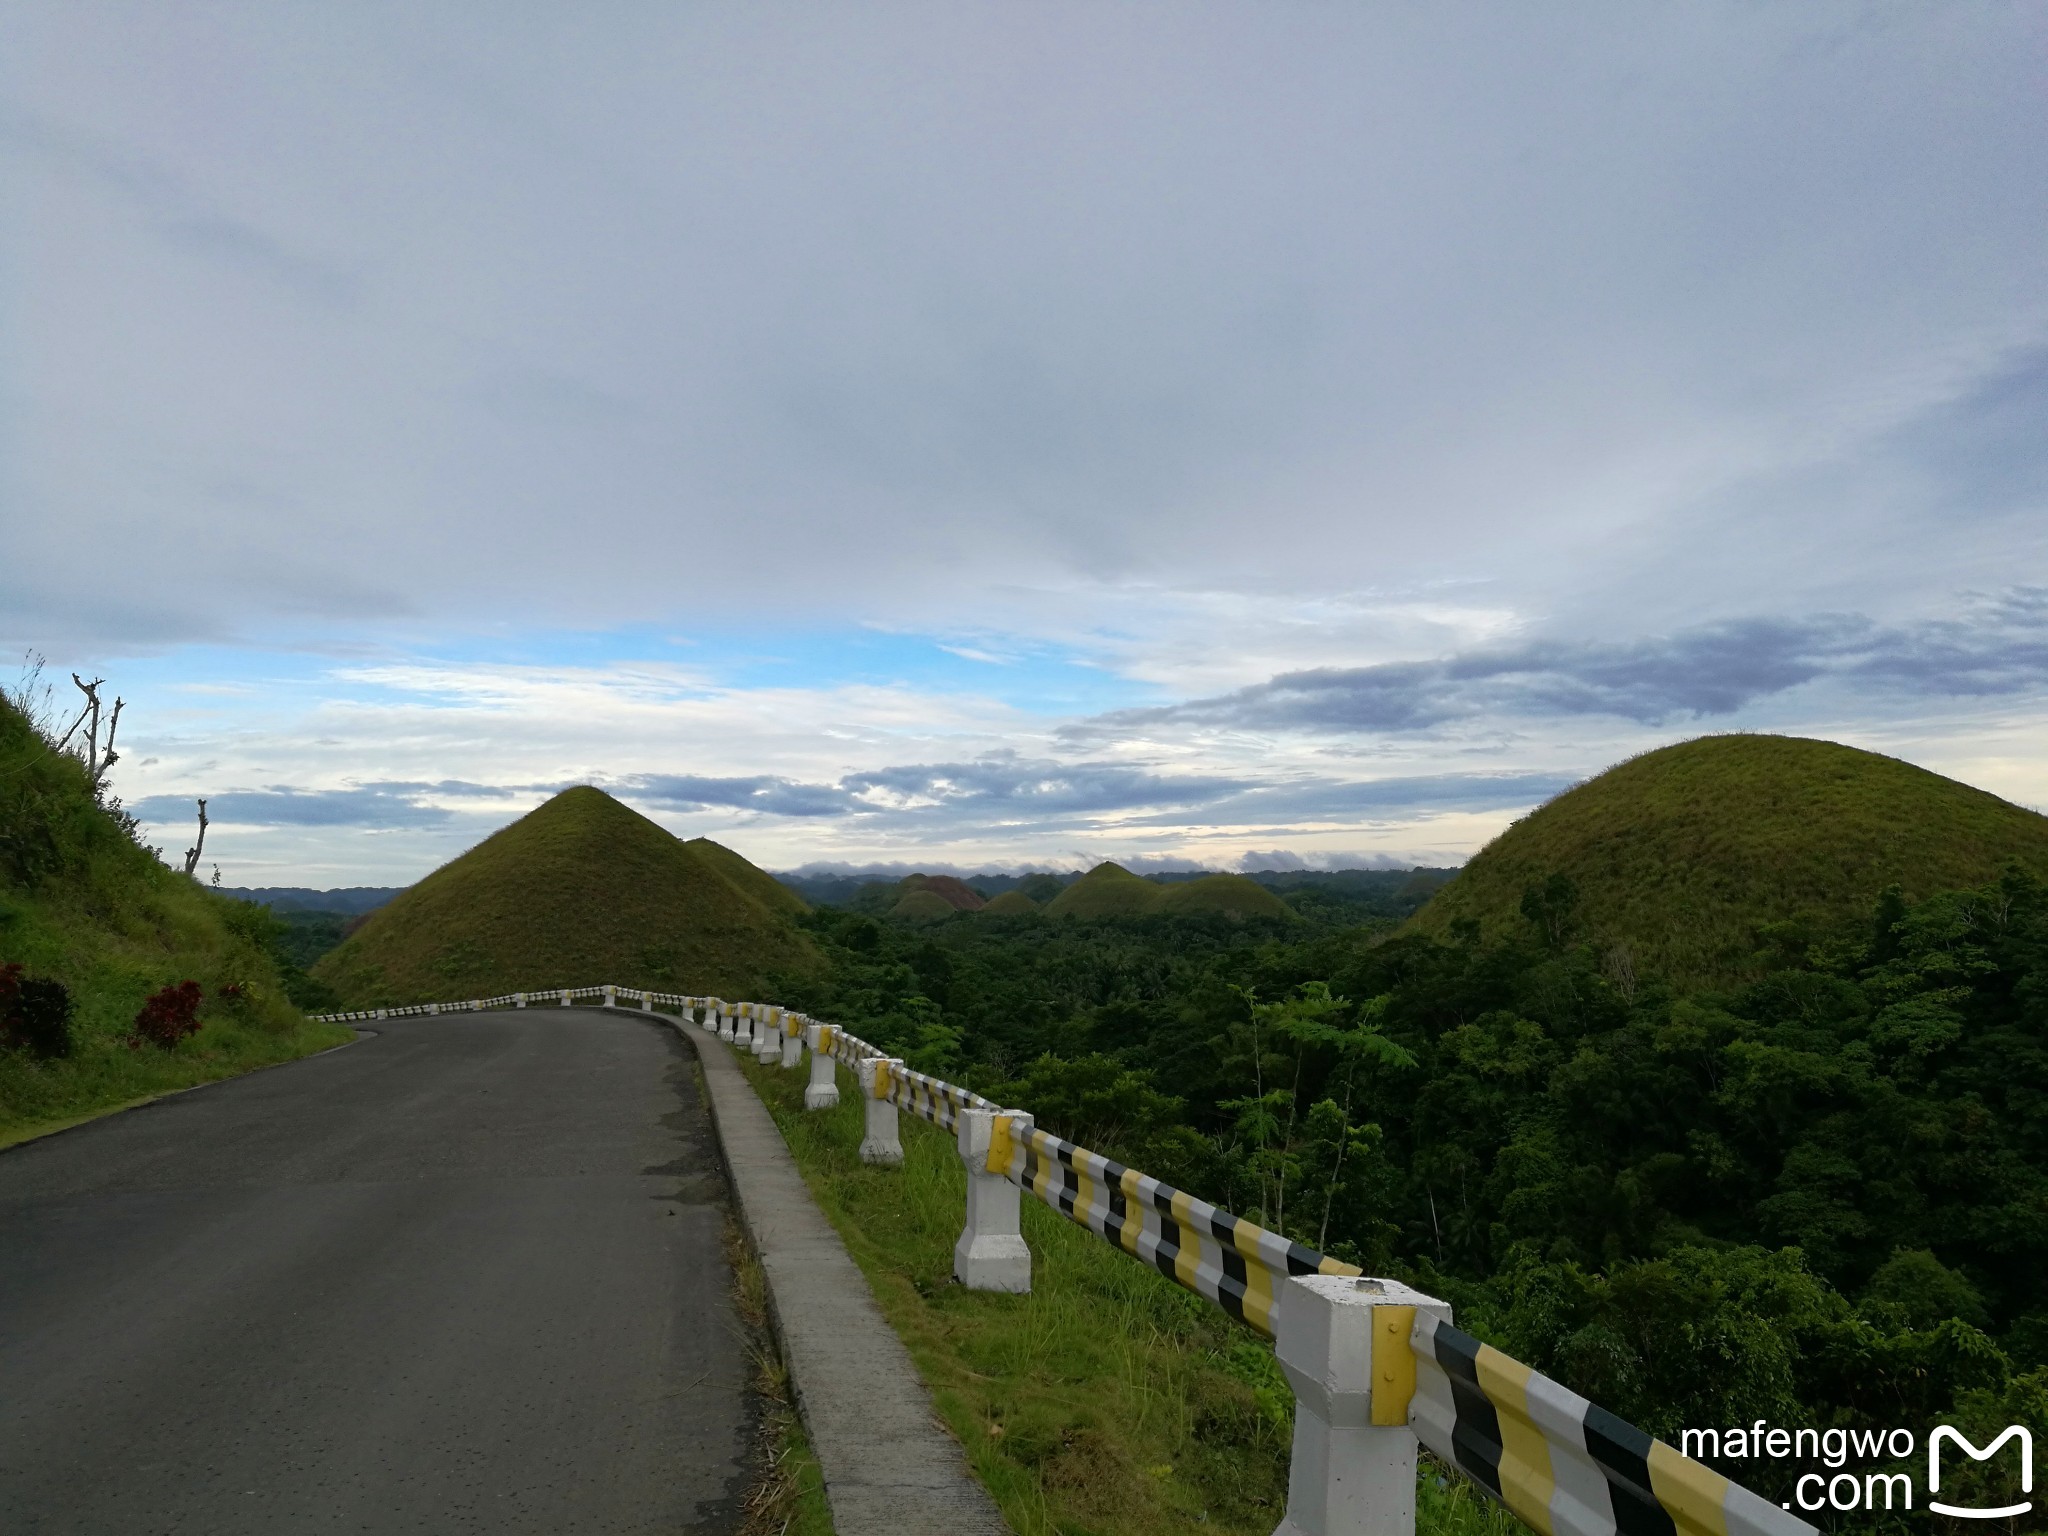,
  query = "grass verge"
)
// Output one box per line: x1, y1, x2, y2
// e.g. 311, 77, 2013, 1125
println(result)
736, 1052, 1529, 1536
0, 1017, 356, 1150
723, 1211, 837, 1535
